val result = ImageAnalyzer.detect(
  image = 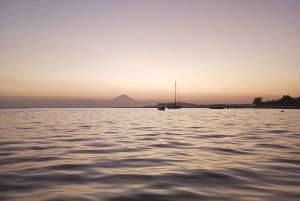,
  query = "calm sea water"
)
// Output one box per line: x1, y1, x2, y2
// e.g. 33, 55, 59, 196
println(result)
0, 108, 299, 201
